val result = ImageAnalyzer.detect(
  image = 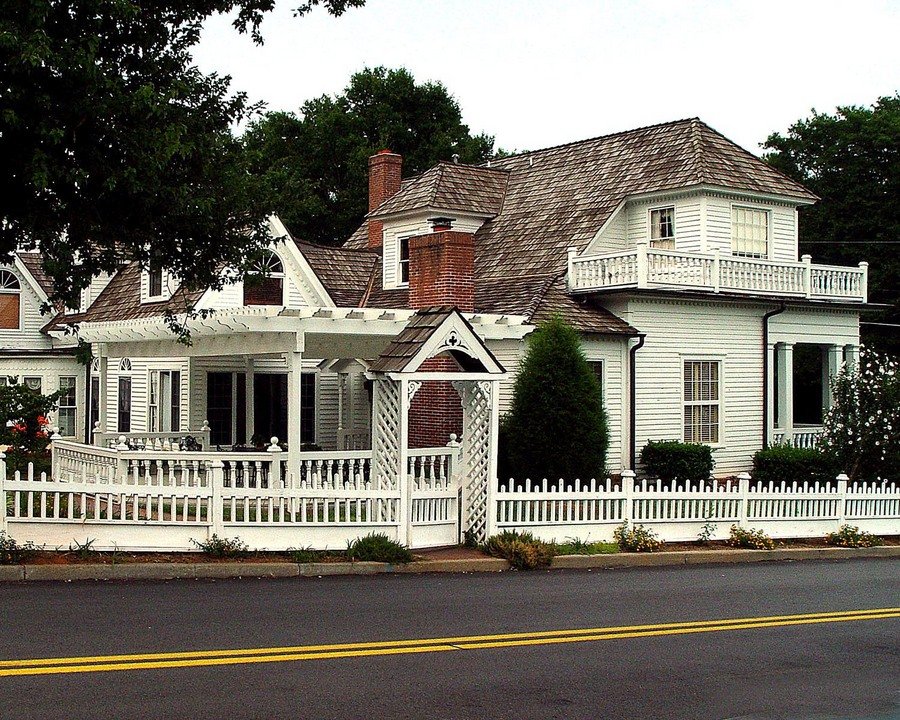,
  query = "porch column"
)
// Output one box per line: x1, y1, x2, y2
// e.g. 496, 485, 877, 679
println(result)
245, 356, 255, 445
775, 342, 794, 442
97, 343, 108, 437
823, 344, 843, 412
844, 344, 860, 371
286, 335, 304, 484
766, 342, 776, 444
